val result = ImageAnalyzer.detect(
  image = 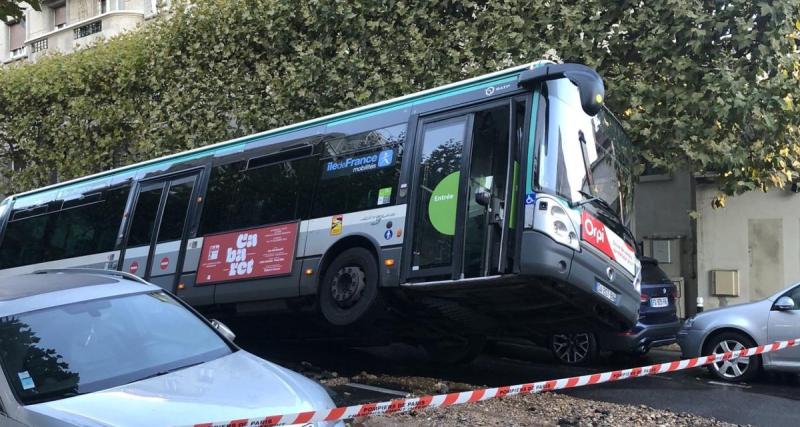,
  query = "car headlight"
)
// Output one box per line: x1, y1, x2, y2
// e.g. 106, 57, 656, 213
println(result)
533, 196, 580, 250
682, 316, 696, 329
